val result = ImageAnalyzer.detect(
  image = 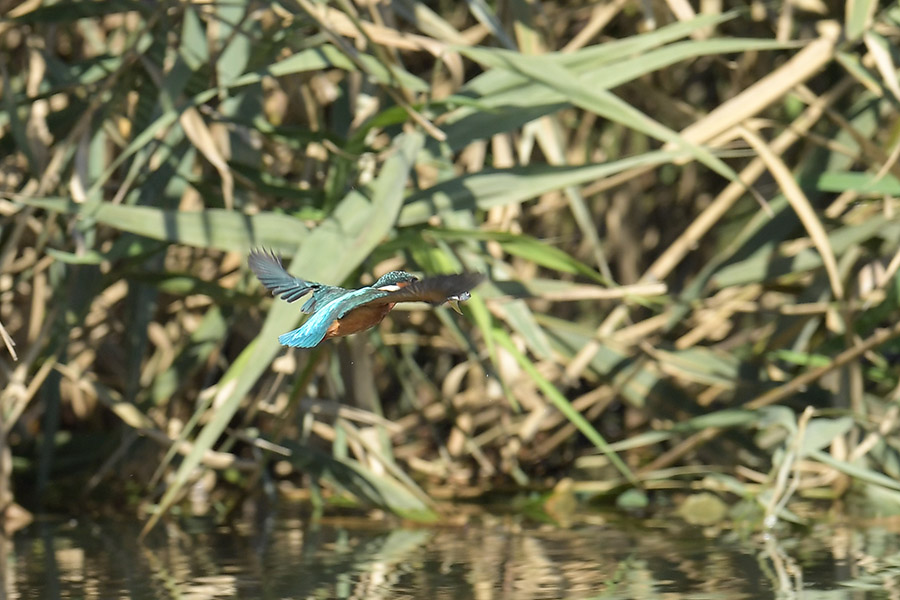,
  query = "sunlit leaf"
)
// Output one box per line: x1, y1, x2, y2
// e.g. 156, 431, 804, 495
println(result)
800, 417, 854, 455
141, 132, 424, 535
